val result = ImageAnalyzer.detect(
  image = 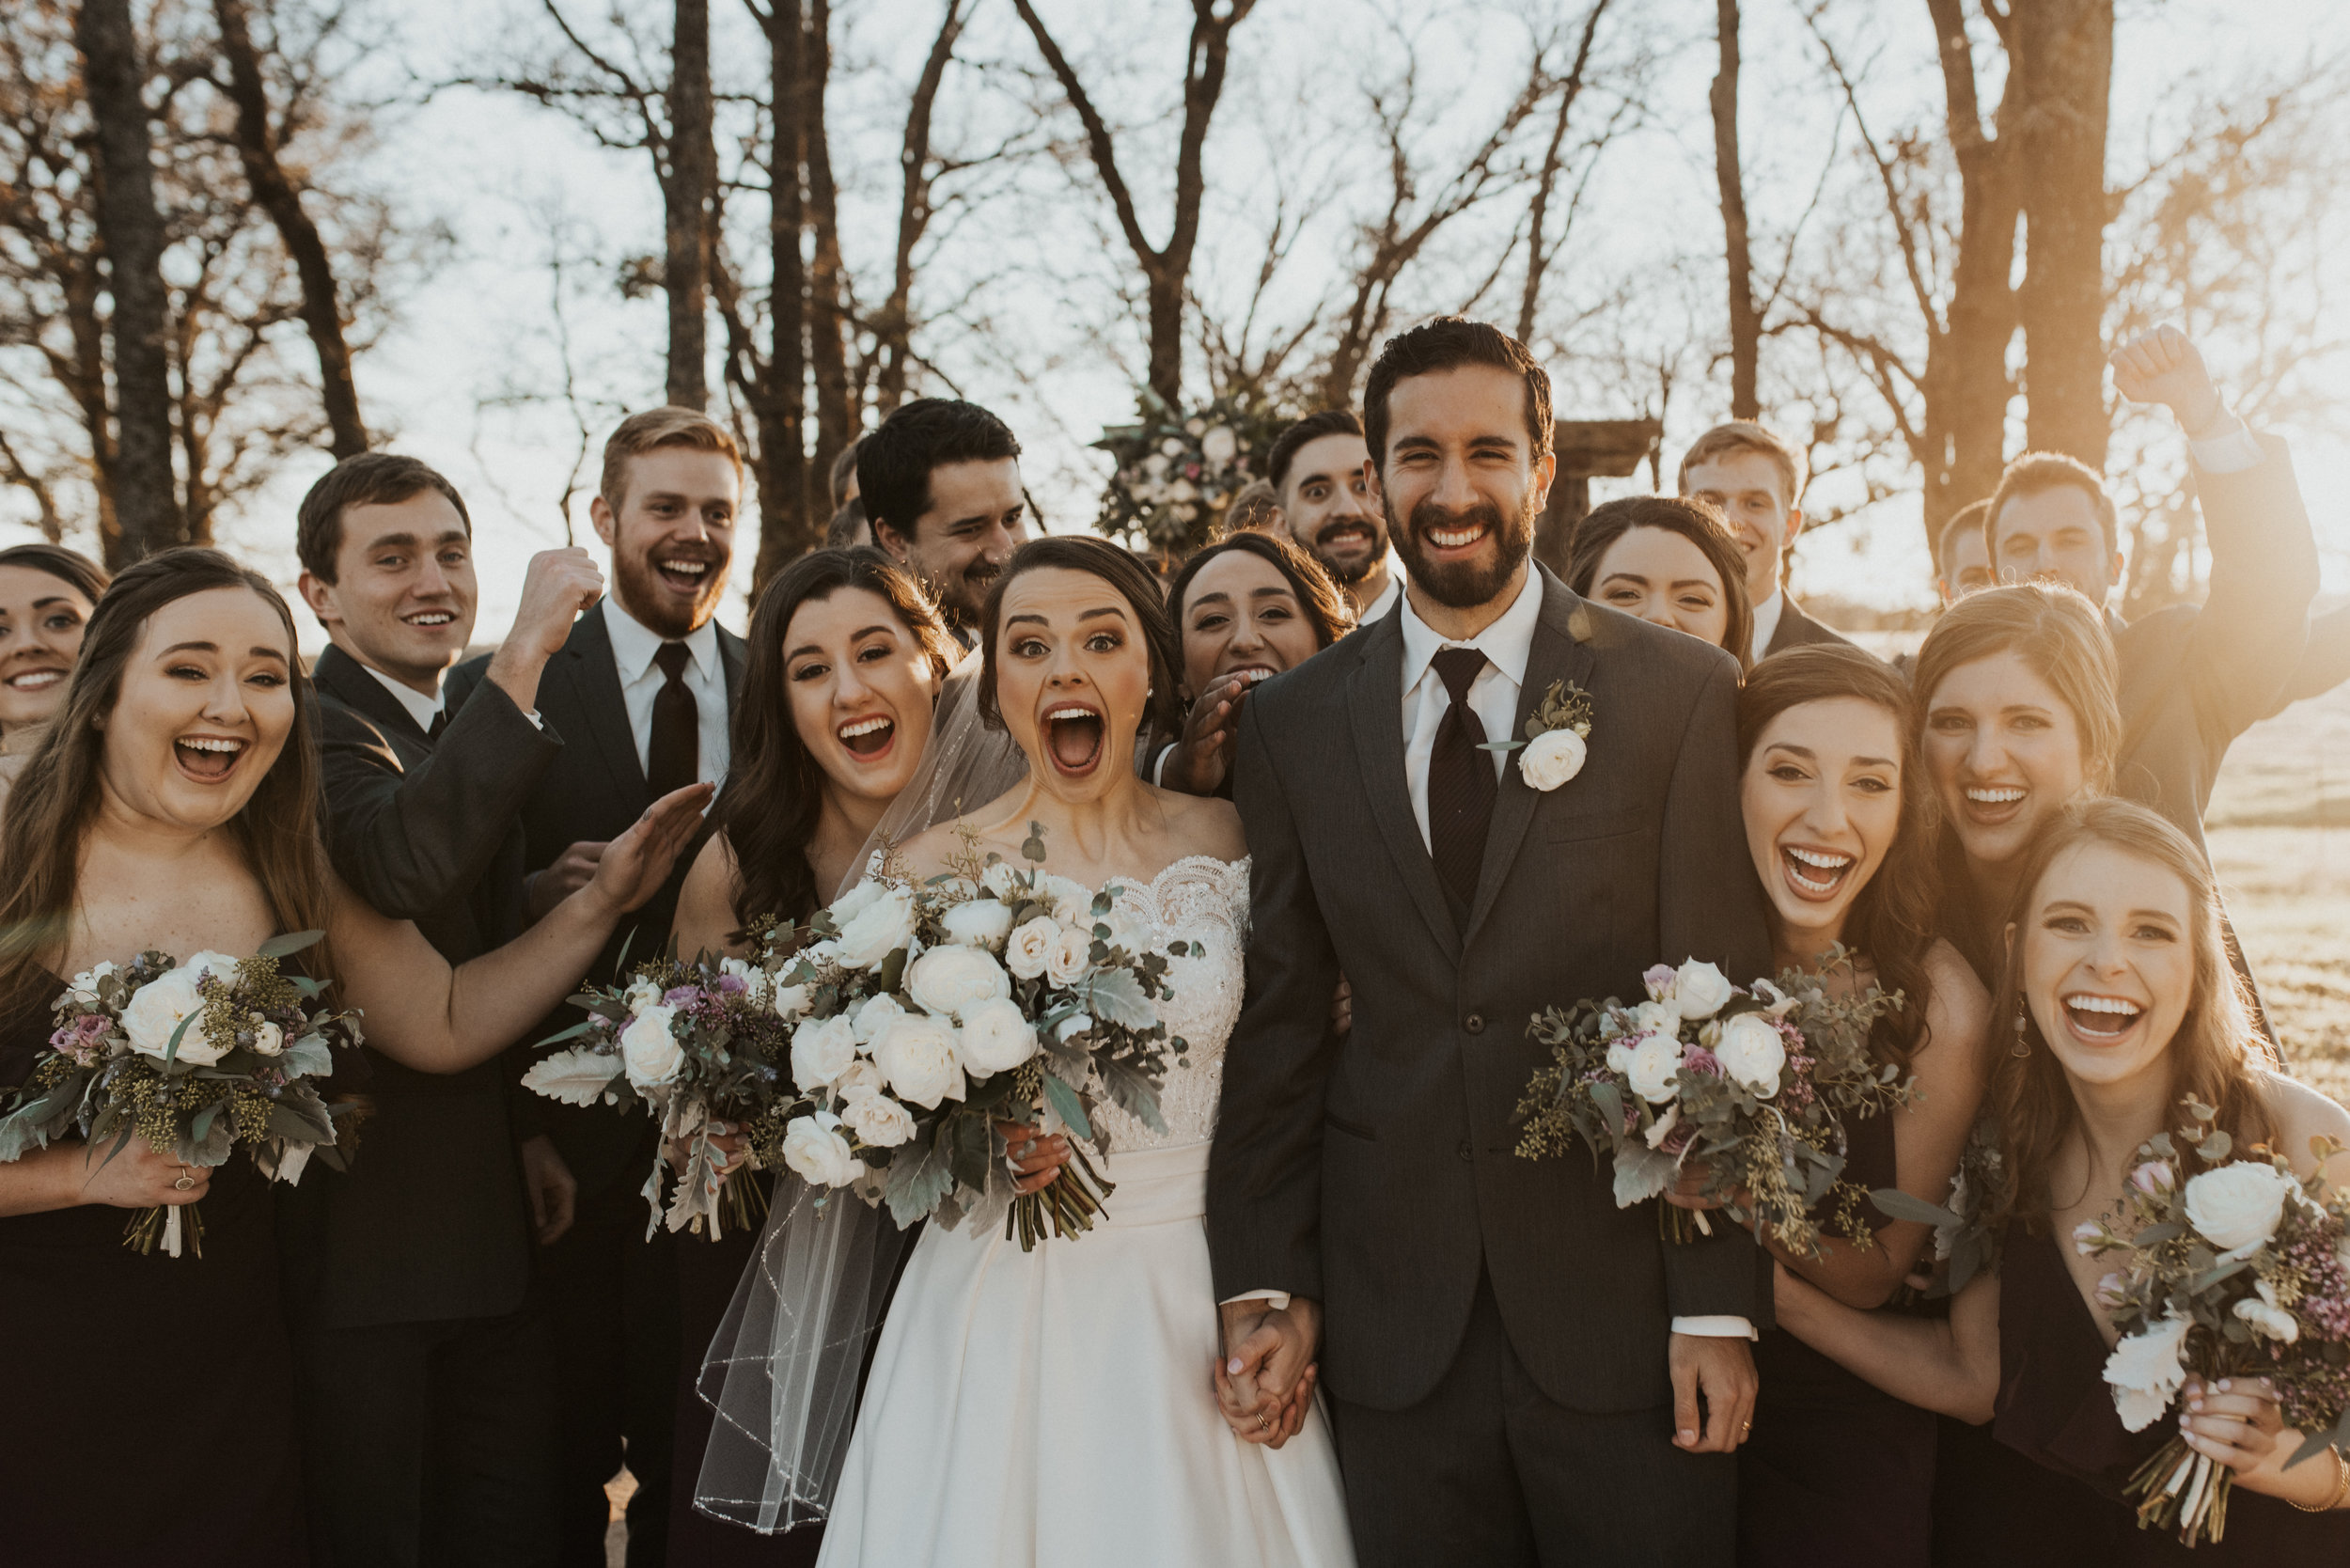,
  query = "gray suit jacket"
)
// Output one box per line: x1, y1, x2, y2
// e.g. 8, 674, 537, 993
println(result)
1207, 565, 1772, 1414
